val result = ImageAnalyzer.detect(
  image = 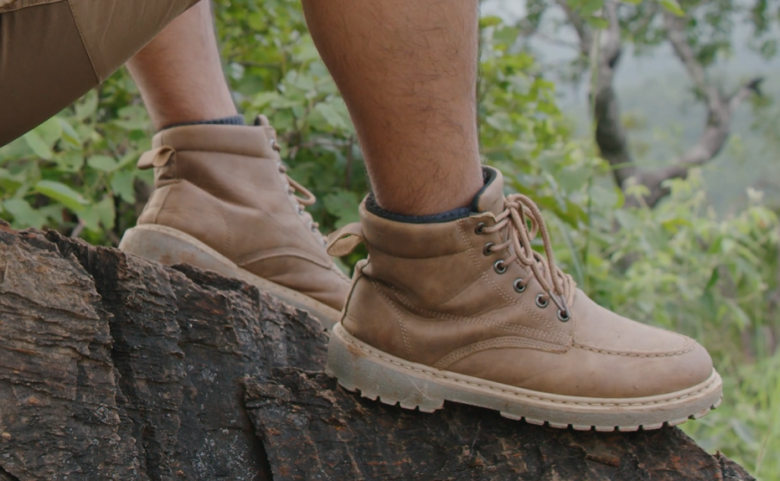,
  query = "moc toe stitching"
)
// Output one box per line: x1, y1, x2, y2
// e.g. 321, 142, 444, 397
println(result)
432, 337, 569, 370
573, 343, 697, 357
